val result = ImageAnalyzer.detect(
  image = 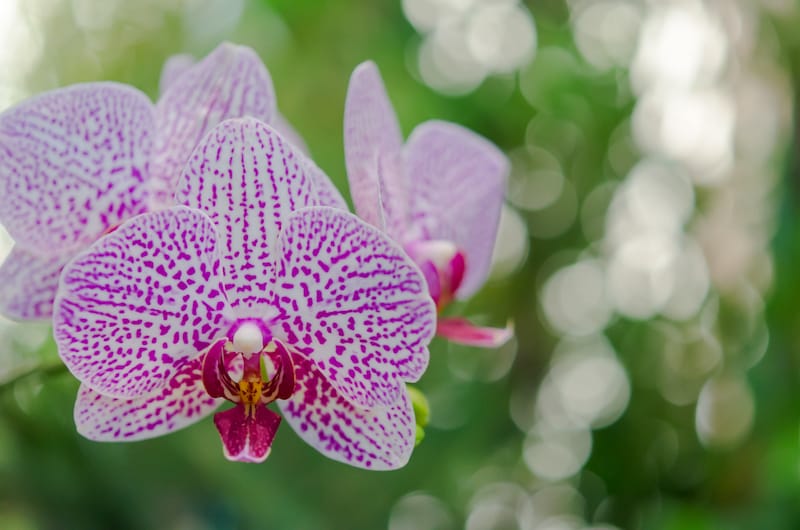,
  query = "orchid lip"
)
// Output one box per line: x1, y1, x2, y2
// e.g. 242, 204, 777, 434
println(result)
200, 319, 298, 462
